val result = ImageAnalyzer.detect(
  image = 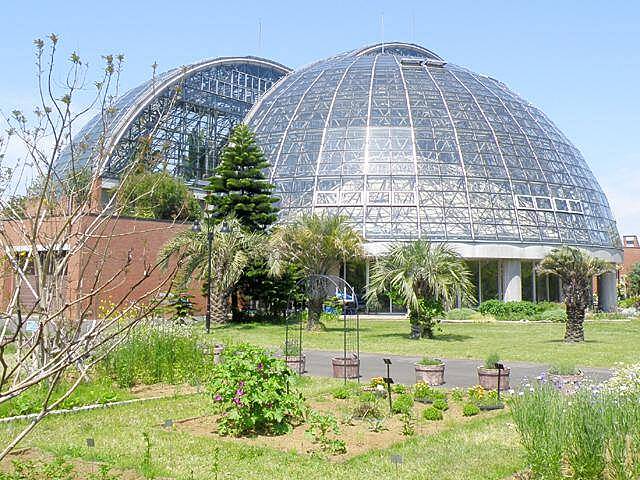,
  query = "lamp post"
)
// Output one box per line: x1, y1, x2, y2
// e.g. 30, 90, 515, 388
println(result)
193, 211, 230, 334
